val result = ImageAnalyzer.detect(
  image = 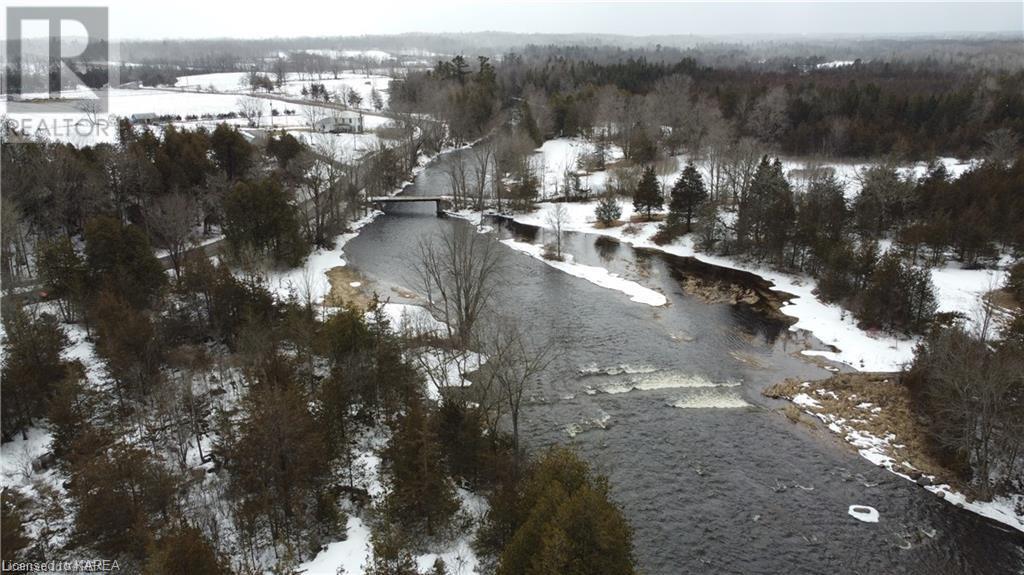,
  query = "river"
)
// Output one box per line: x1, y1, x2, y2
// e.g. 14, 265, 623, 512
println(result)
341, 150, 1024, 574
